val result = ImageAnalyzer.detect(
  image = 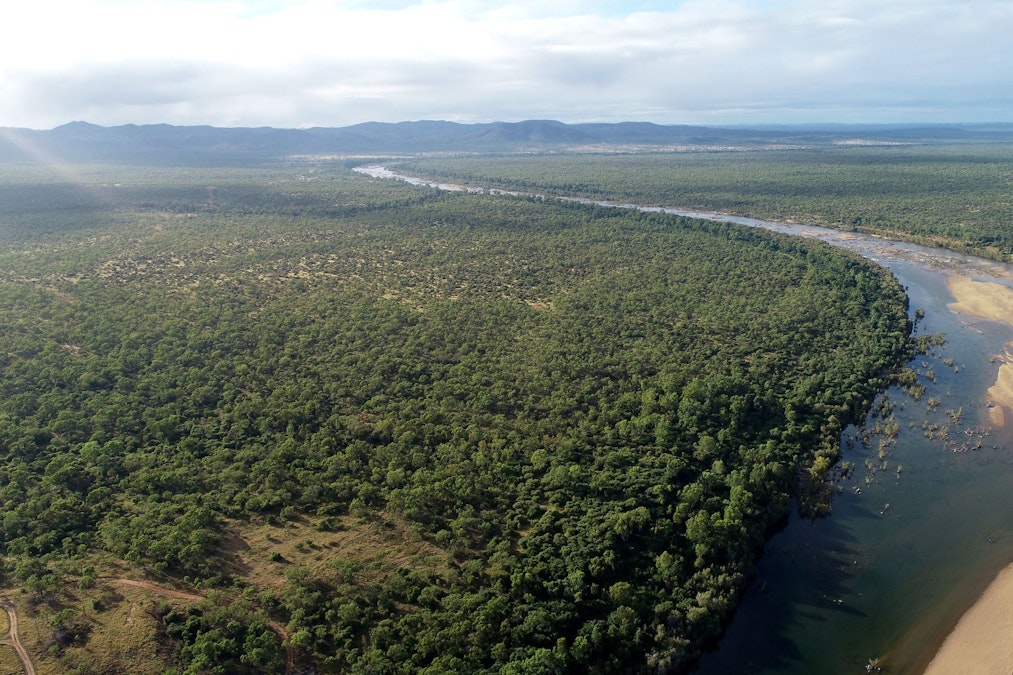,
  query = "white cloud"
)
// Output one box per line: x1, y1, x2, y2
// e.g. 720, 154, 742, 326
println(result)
1, 0, 1010, 128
